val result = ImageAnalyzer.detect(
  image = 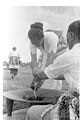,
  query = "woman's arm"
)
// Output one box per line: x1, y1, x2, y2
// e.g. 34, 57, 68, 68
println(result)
31, 53, 37, 70
30, 42, 37, 70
